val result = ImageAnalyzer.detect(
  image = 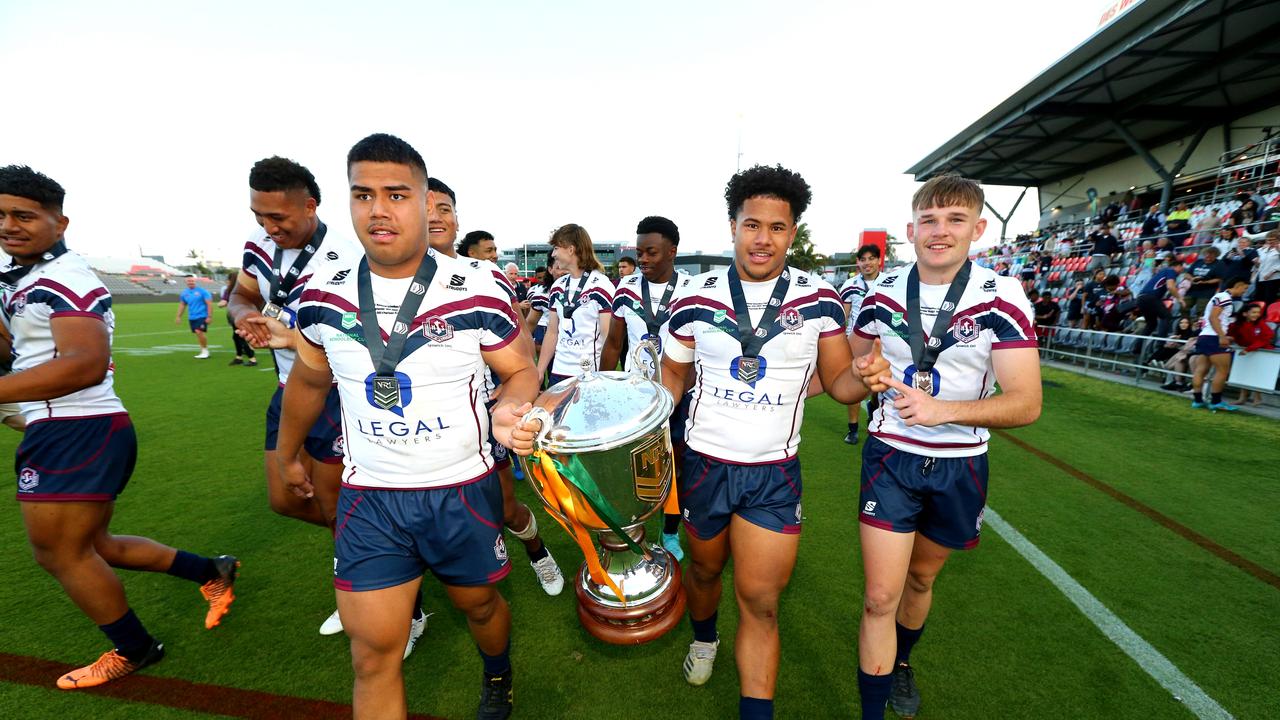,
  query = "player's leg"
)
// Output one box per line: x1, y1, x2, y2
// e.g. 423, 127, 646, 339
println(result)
678, 450, 733, 685
1190, 353, 1210, 406
895, 534, 952, 649
846, 402, 861, 445
1208, 352, 1236, 409
338, 578, 419, 719
444, 583, 514, 717
498, 460, 563, 595
858, 524, 915, 719
728, 514, 799, 716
